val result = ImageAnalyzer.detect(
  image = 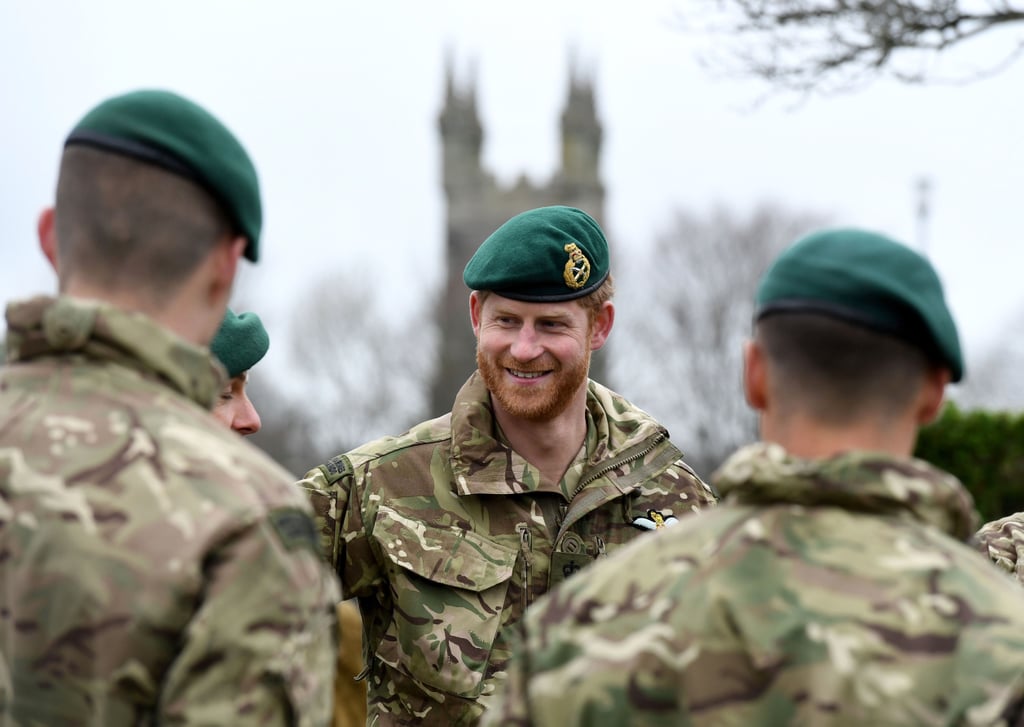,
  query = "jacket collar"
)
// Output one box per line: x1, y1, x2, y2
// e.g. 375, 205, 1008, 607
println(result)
448, 372, 668, 497
713, 442, 979, 540
5, 295, 224, 409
